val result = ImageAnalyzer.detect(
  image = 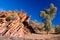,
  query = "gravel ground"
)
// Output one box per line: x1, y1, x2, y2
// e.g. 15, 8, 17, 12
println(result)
0, 34, 60, 40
